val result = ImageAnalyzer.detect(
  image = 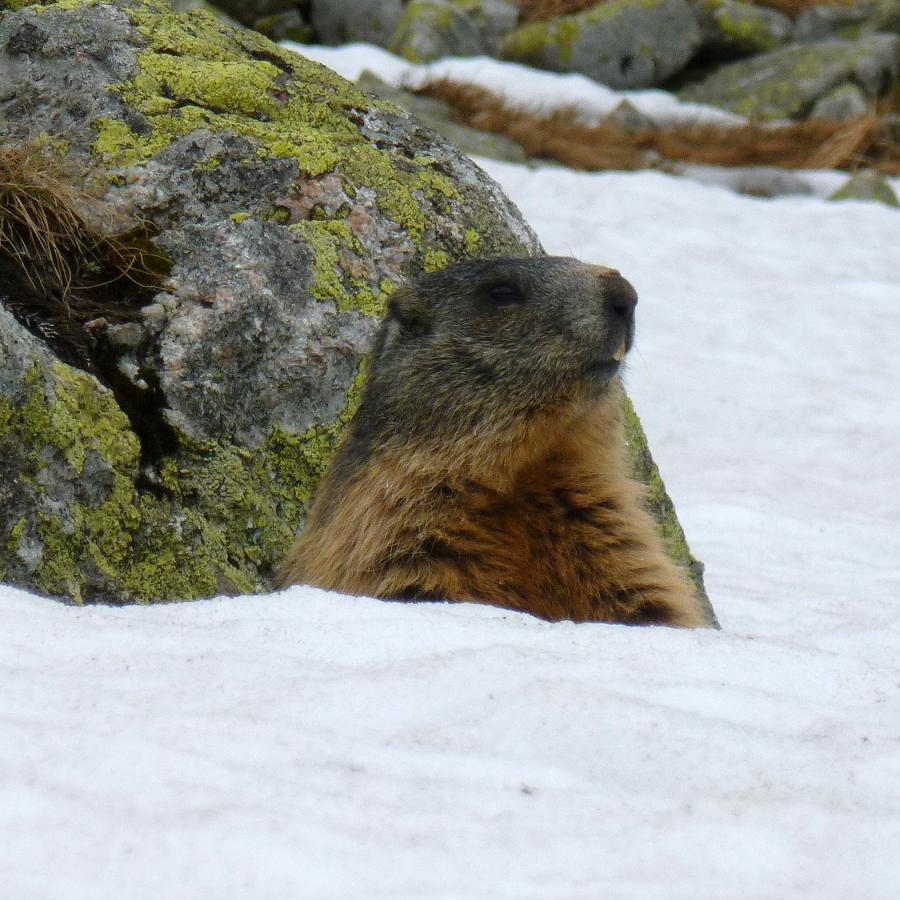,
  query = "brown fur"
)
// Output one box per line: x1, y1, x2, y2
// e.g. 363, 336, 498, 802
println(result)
279, 257, 706, 628
280, 392, 705, 626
